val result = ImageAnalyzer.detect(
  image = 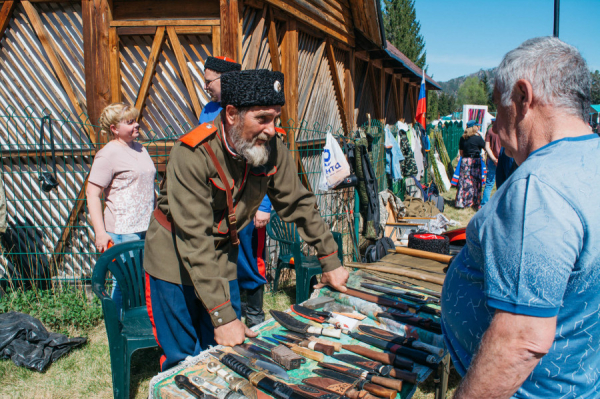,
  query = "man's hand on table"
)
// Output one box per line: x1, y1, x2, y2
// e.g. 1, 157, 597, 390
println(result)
214, 319, 258, 346
314, 266, 349, 292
